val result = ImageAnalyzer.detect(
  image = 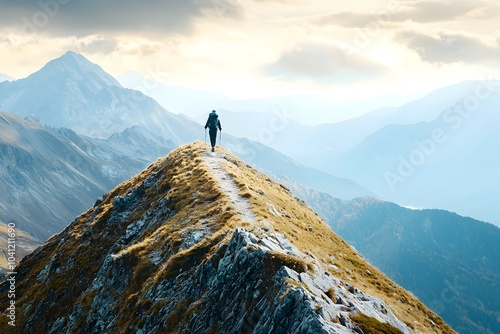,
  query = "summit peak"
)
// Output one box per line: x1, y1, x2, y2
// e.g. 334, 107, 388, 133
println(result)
0, 50, 196, 139
31, 51, 121, 87
0, 142, 454, 333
